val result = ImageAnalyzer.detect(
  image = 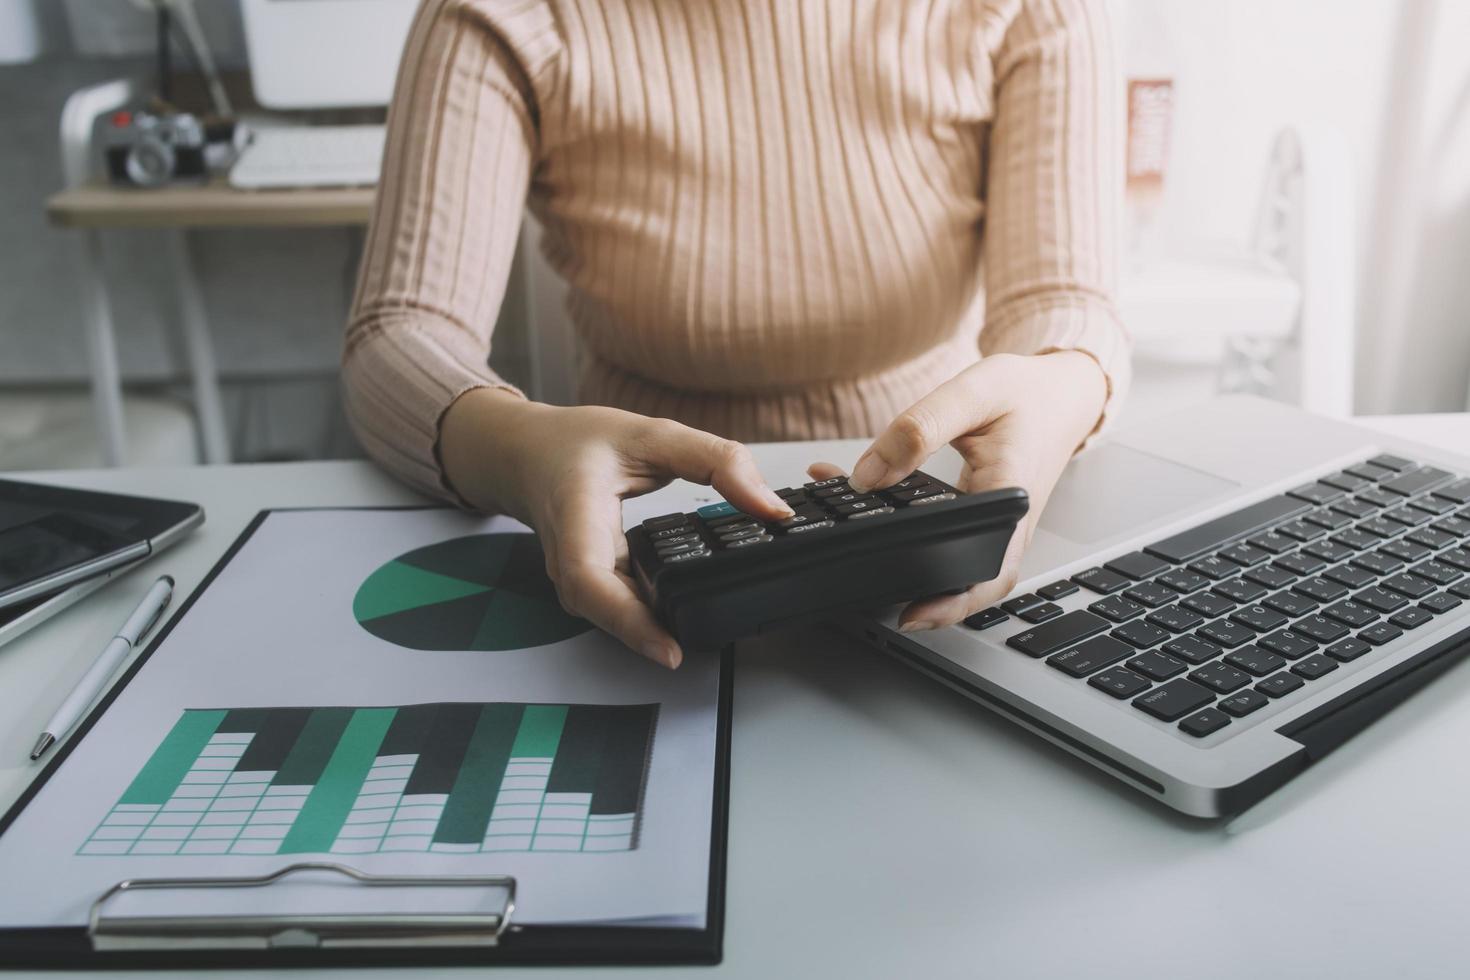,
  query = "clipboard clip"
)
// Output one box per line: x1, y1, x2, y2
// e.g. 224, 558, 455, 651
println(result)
88, 861, 516, 950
